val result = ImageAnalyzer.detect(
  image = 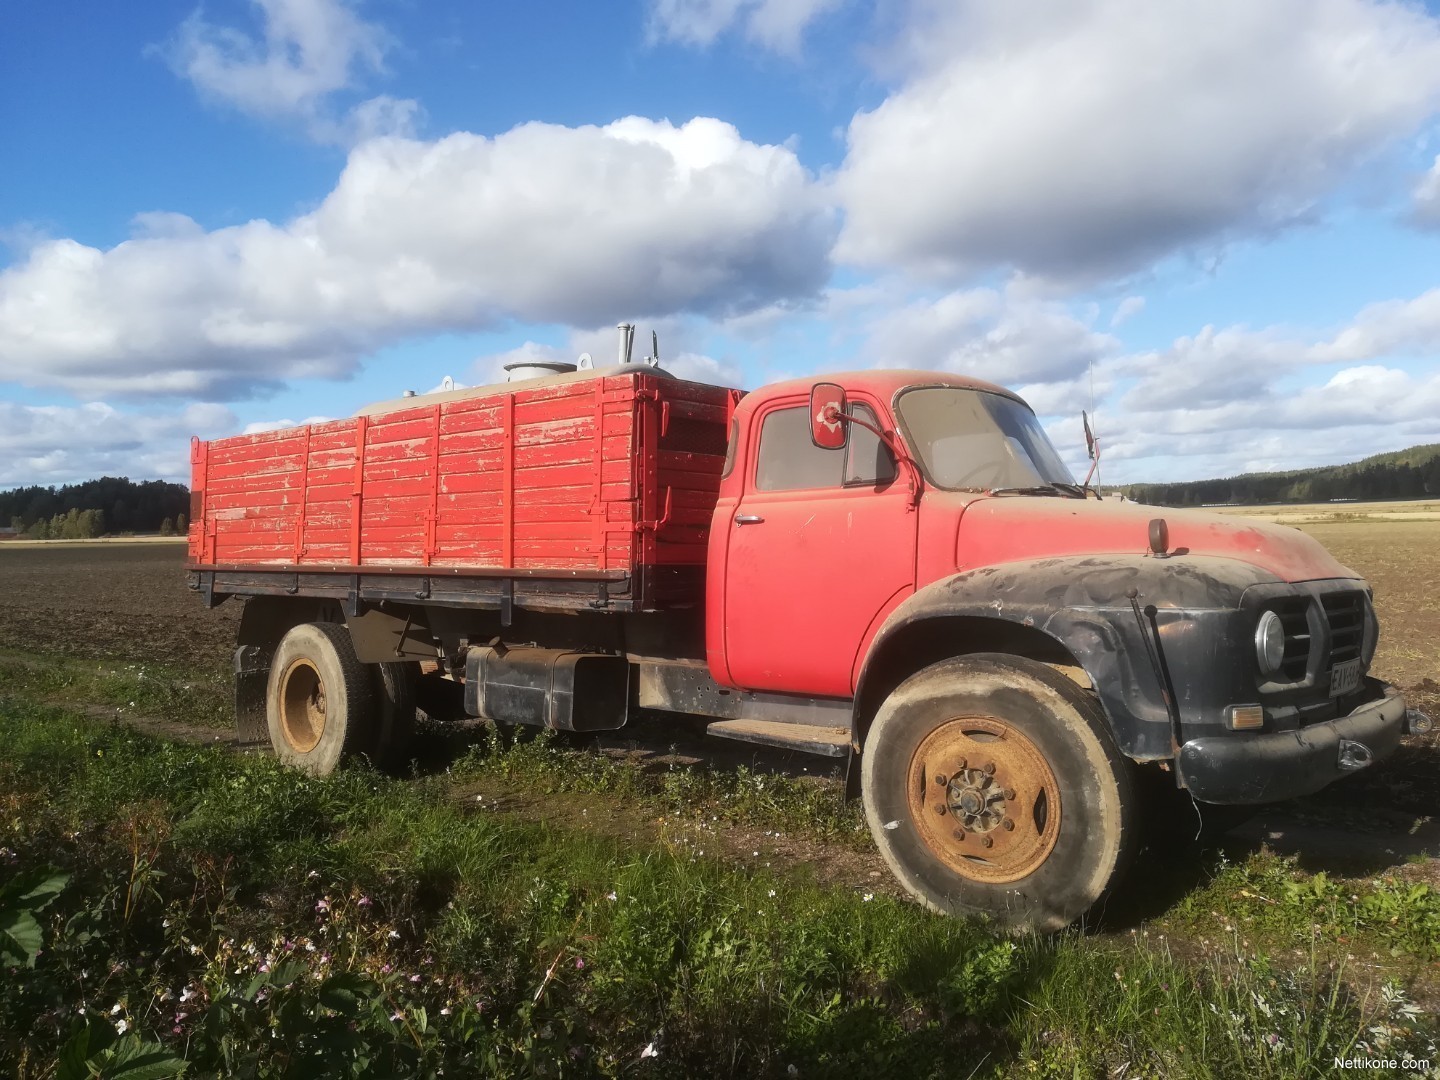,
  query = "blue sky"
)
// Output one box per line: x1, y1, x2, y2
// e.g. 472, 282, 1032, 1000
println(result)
4, 0, 1440, 488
